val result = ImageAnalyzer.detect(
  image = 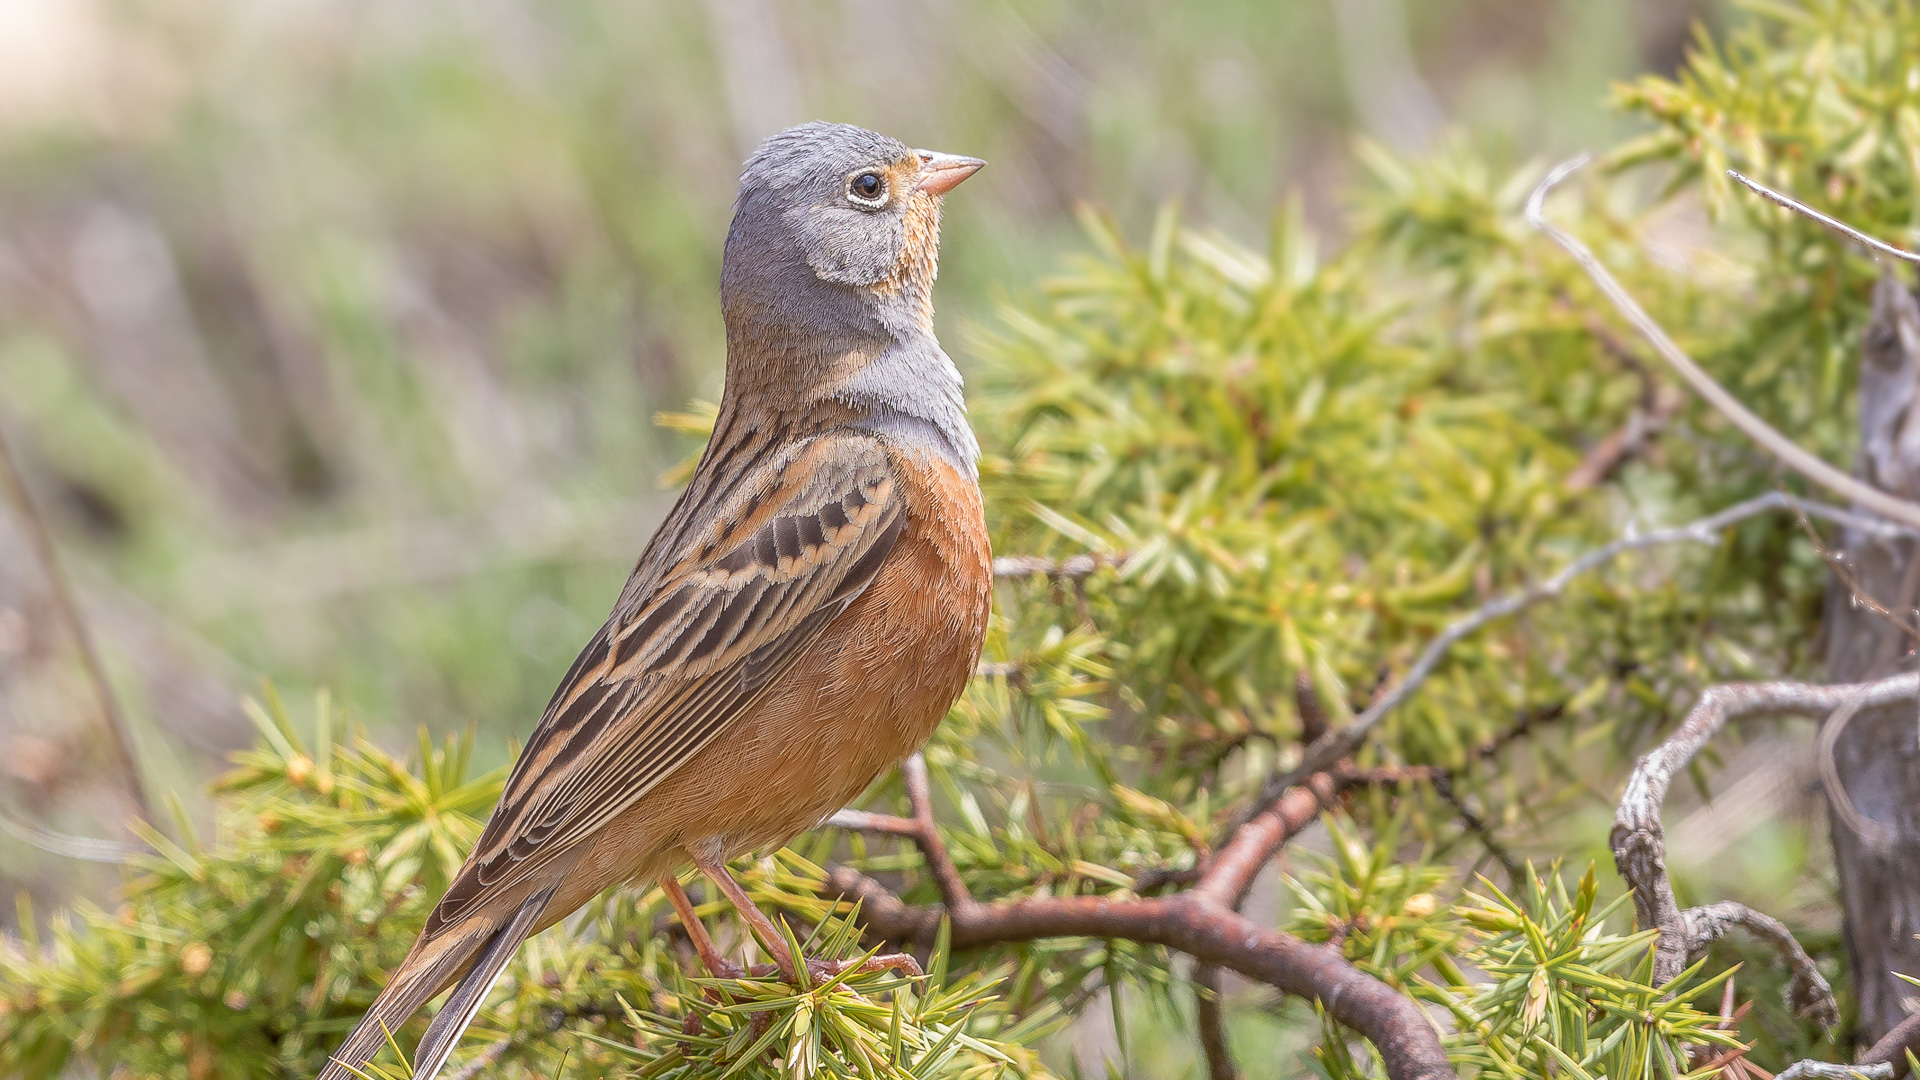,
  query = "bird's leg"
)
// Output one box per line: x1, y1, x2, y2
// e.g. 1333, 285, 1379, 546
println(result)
691, 851, 800, 982
688, 853, 922, 984
659, 875, 746, 978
